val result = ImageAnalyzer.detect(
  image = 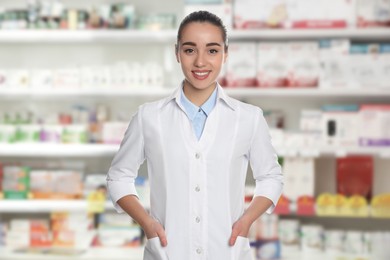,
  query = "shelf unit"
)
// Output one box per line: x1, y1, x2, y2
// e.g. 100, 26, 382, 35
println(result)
0, 247, 348, 260
0, 8, 390, 260
0, 200, 114, 213
0, 88, 390, 99
0, 143, 389, 158
0, 28, 389, 43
